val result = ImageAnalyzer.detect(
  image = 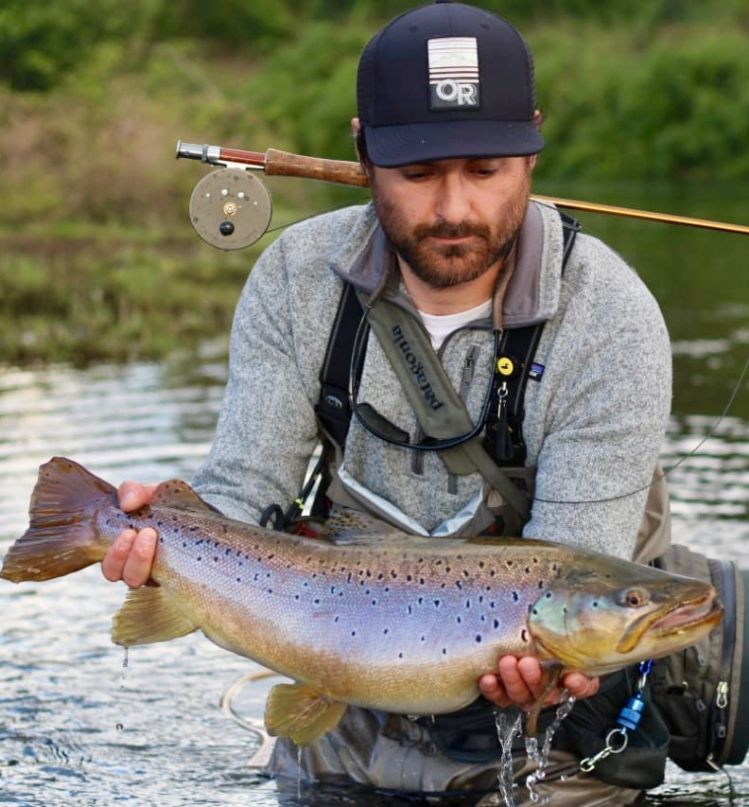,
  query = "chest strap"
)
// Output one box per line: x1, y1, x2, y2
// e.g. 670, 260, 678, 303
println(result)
316, 210, 579, 469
